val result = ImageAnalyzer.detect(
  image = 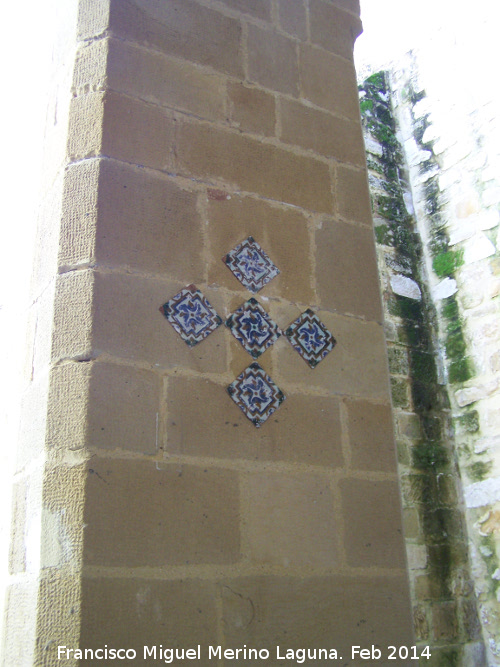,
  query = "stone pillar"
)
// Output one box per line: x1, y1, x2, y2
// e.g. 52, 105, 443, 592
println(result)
5, 0, 414, 664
